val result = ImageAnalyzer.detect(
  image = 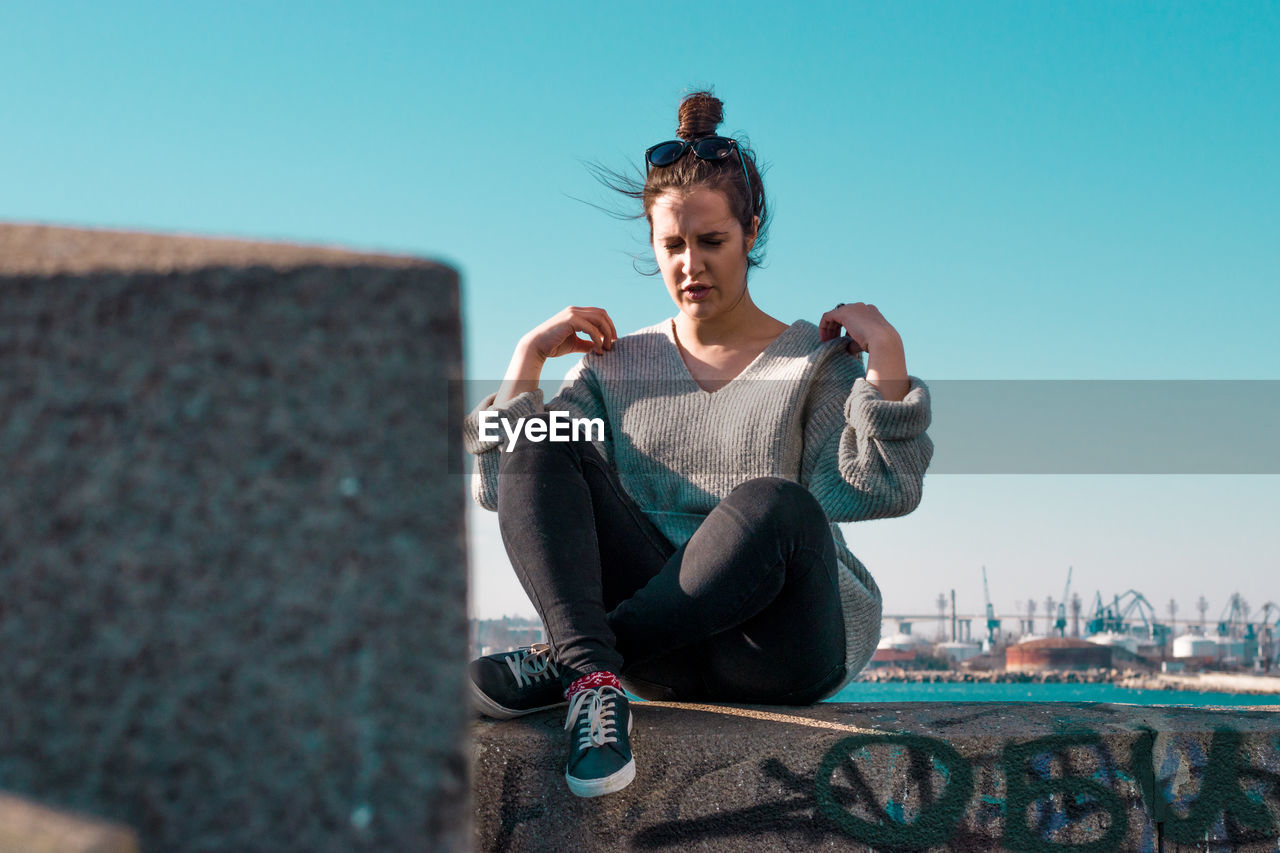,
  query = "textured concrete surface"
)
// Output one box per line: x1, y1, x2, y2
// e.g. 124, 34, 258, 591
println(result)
0, 793, 139, 853
0, 224, 467, 851
474, 701, 1280, 852
0, 223, 434, 275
